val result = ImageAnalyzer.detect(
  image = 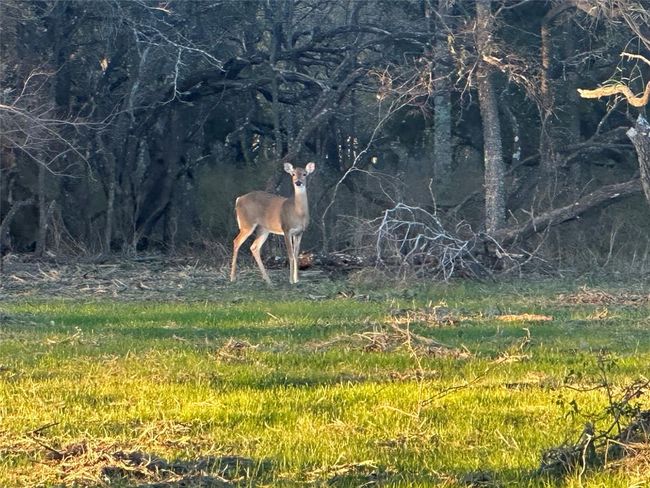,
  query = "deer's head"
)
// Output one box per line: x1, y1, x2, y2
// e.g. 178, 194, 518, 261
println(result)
284, 162, 316, 189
